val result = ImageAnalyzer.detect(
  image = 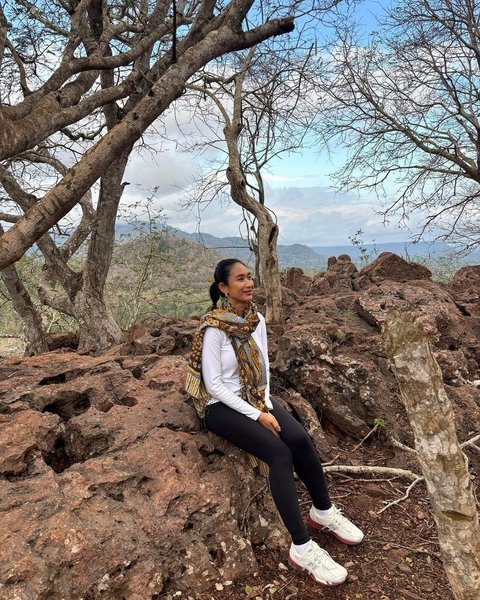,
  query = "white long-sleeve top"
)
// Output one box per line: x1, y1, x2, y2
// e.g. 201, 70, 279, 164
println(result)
201, 312, 273, 420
